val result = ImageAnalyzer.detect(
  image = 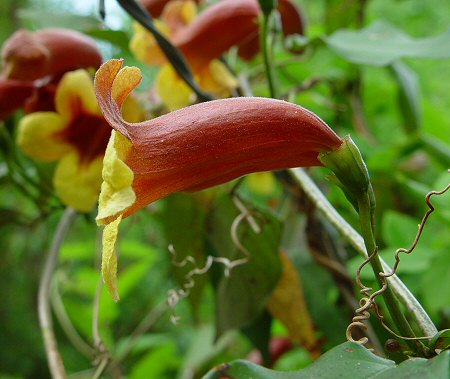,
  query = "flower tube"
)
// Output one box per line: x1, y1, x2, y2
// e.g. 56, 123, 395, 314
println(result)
94, 59, 344, 300
172, 0, 260, 70
131, 0, 246, 109
2, 28, 102, 81
131, 0, 305, 109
